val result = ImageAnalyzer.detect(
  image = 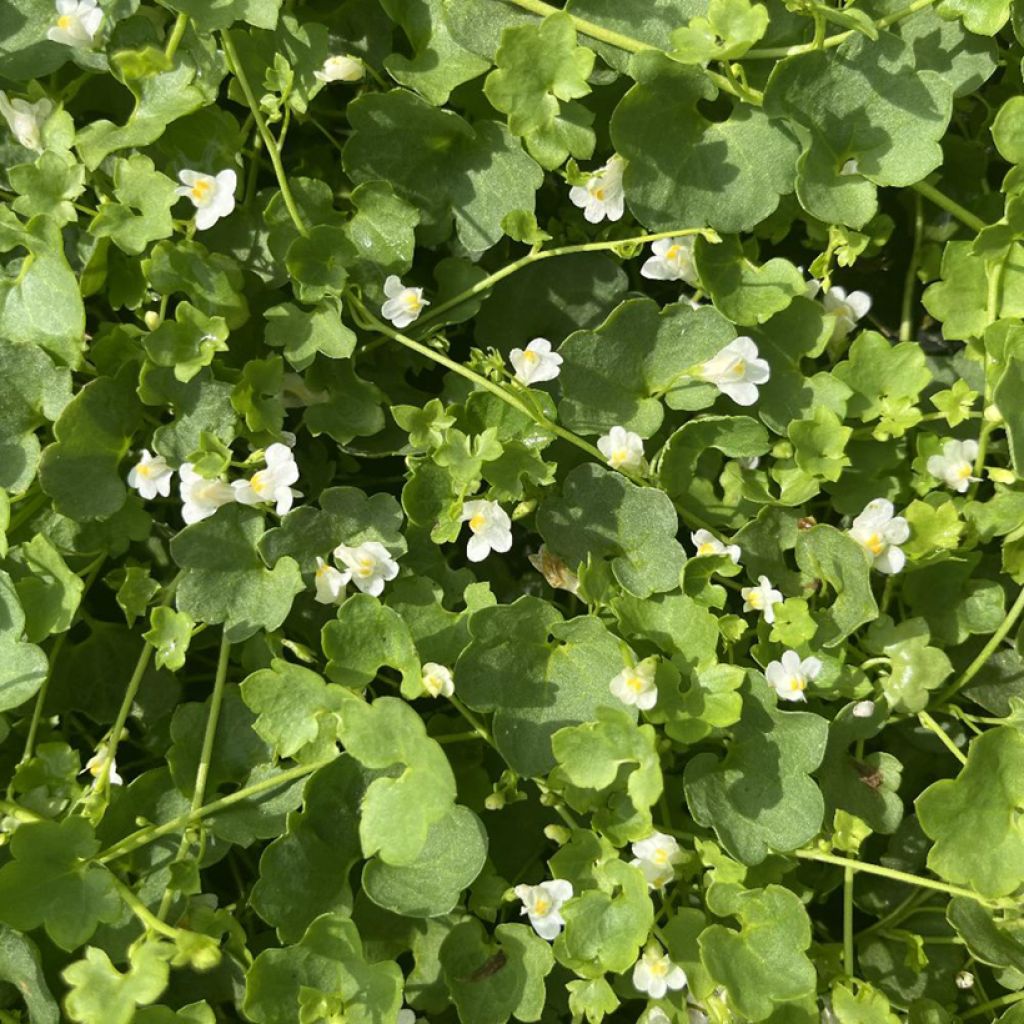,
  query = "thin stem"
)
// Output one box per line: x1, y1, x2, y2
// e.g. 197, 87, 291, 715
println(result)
912, 180, 987, 233
962, 991, 1024, 1020
448, 695, 499, 751
795, 849, 999, 905
433, 730, 486, 745
744, 0, 939, 57
899, 192, 923, 342
110, 875, 181, 942
220, 31, 309, 238
0, 798, 43, 823
17, 632, 66, 774
97, 756, 334, 864
917, 711, 967, 765
843, 866, 855, 978
414, 228, 713, 331
857, 890, 930, 939
163, 12, 188, 59
934, 586, 1024, 705
157, 631, 231, 920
